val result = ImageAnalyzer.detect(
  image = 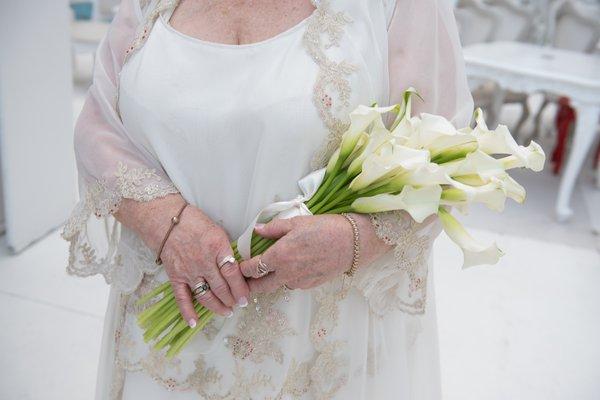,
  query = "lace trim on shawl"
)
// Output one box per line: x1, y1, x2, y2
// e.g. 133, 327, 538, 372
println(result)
62, 162, 178, 293
351, 211, 438, 316
304, 0, 357, 170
